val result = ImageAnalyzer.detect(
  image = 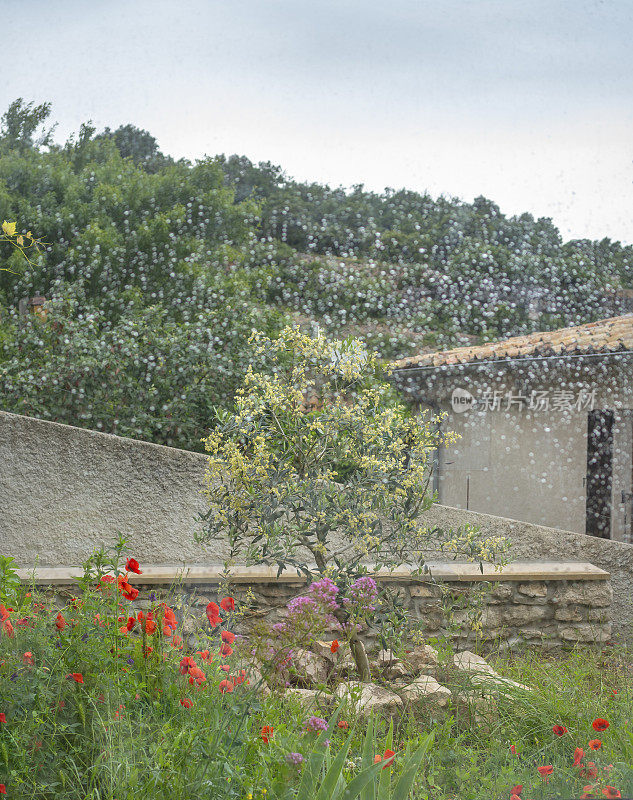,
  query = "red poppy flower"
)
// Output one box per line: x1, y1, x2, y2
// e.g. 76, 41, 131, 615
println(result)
261, 725, 274, 743
588, 739, 602, 750
206, 602, 222, 627
581, 762, 598, 780
511, 785, 523, 796
331, 639, 340, 654
221, 630, 236, 644
0, 784, 6, 794
22, 652, 34, 666
552, 725, 568, 736
125, 616, 135, 632
374, 749, 396, 770
220, 664, 230, 672
219, 679, 234, 693
162, 605, 177, 631
197, 649, 212, 662
1, 618, 14, 638
602, 788, 621, 799
220, 643, 233, 658
69, 673, 84, 684
121, 584, 139, 601
125, 558, 142, 575
537, 766, 553, 778
574, 747, 584, 767
592, 718, 609, 731
337, 720, 349, 730
179, 656, 196, 675
180, 698, 193, 708
0, 606, 8, 621
233, 669, 247, 685
509, 744, 517, 755
144, 613, 157, 634
0, 713, 6, 723
55, 612, 66, 631
220, 597, 235, 612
